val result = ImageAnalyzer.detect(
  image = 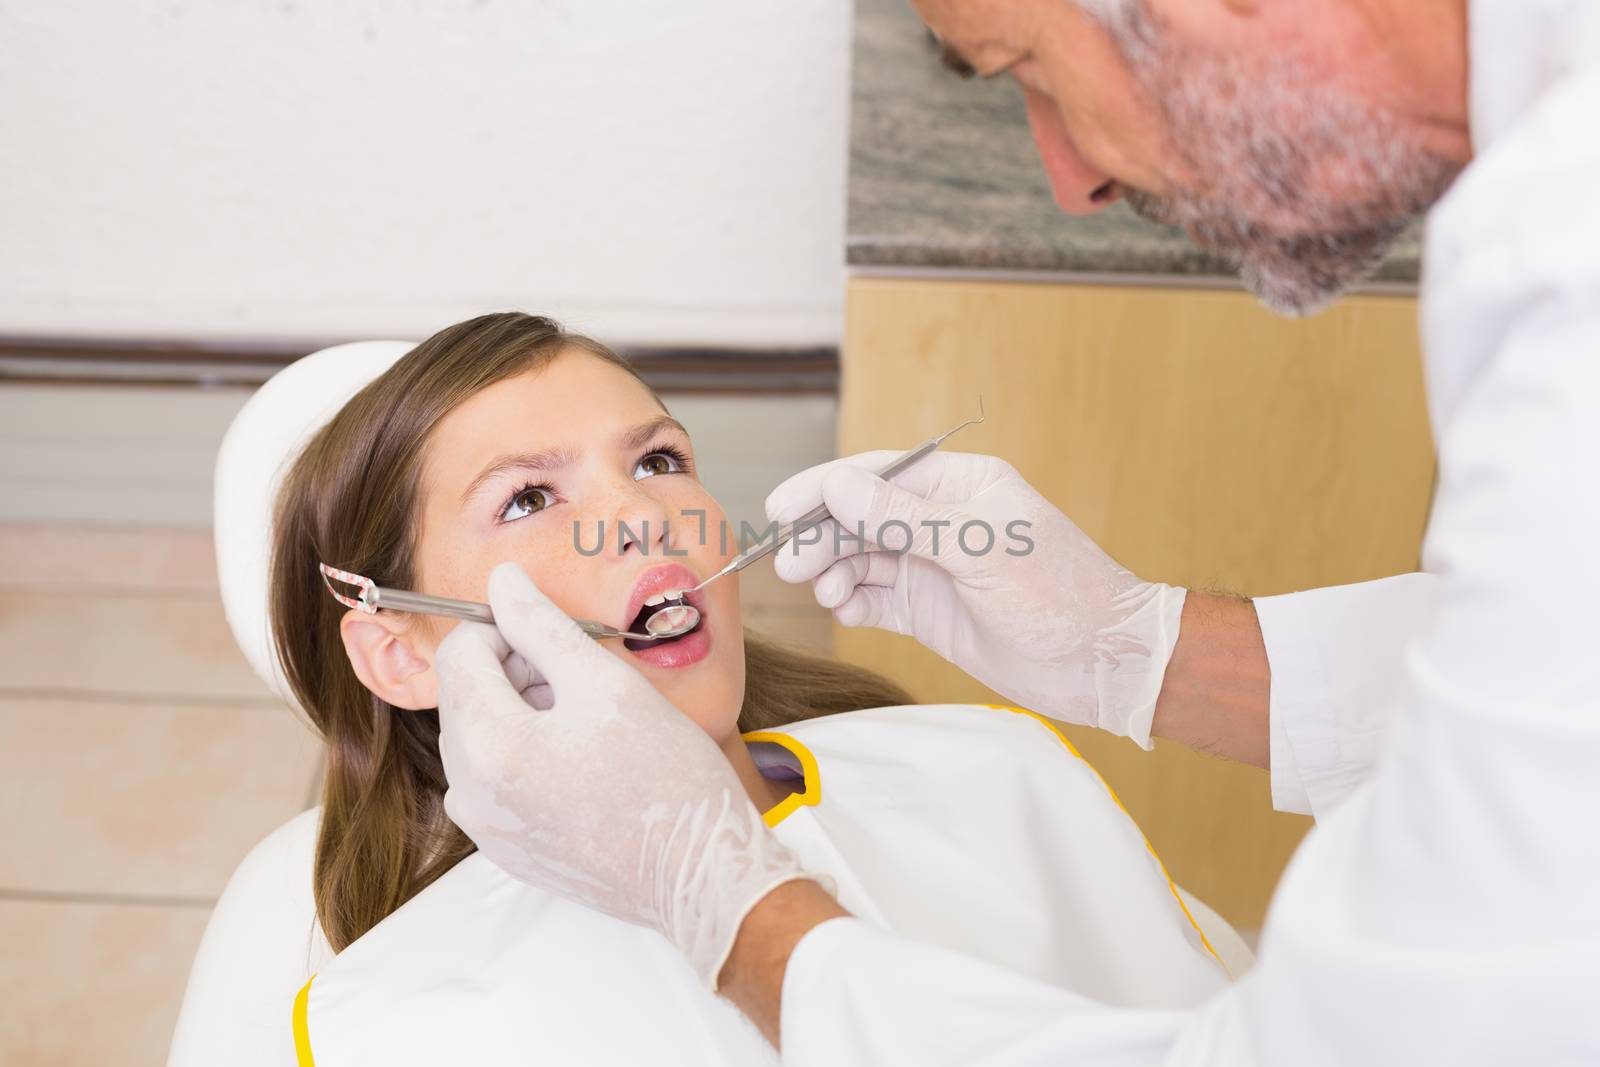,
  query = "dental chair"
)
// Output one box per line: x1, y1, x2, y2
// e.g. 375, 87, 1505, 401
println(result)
180, 341, 1254, 1064
215, 340, 419, 702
